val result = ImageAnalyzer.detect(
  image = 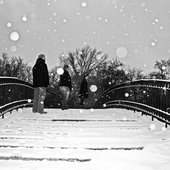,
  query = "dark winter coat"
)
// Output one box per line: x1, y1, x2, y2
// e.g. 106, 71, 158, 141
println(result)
79, 77, 88, 98
32, 58, 49, 88
59, 70, 72, 91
